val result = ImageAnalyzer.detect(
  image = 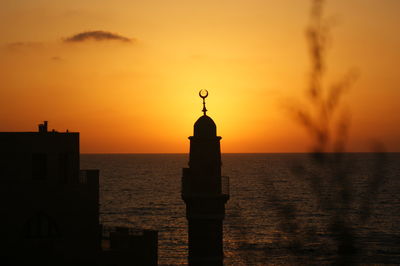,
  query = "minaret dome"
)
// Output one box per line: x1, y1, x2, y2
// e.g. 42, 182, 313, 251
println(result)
194, 115, 216, 137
